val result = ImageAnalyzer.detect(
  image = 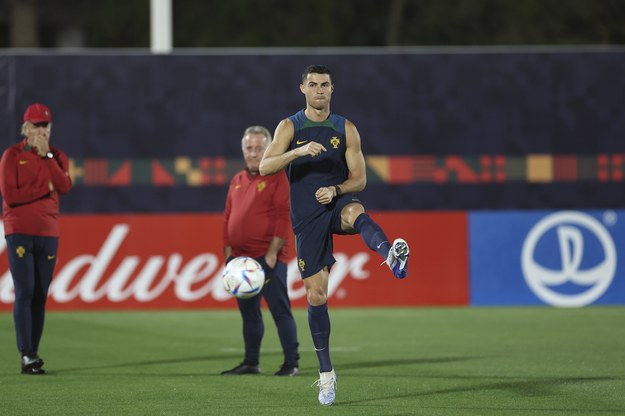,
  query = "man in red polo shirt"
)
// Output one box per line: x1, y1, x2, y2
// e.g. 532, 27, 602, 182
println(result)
221, 125, 299, 376
0, 103, 72, 374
